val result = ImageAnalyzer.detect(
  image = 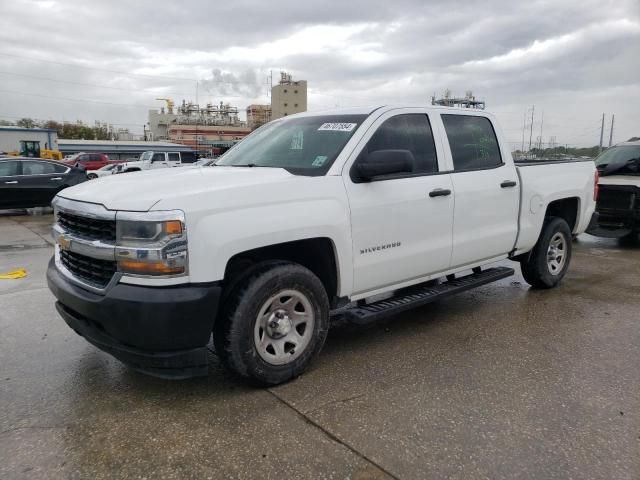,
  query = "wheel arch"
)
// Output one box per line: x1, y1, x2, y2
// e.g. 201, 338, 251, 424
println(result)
222, 237, 341, 308
544, 196, 580, 232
